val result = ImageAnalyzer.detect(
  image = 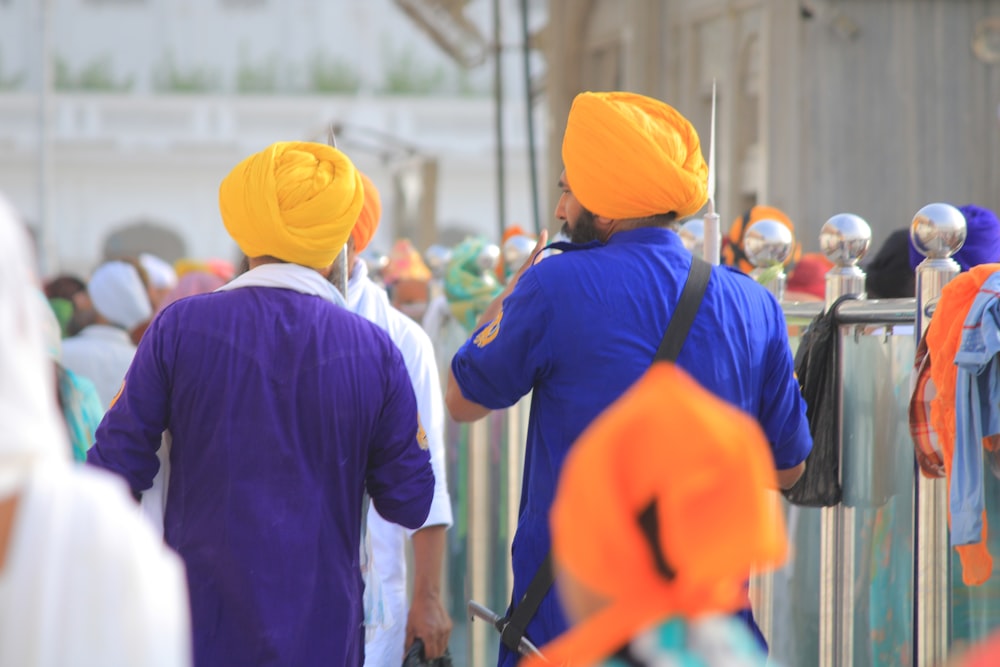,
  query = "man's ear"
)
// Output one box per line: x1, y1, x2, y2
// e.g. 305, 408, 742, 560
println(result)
594, 215, 615, 230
